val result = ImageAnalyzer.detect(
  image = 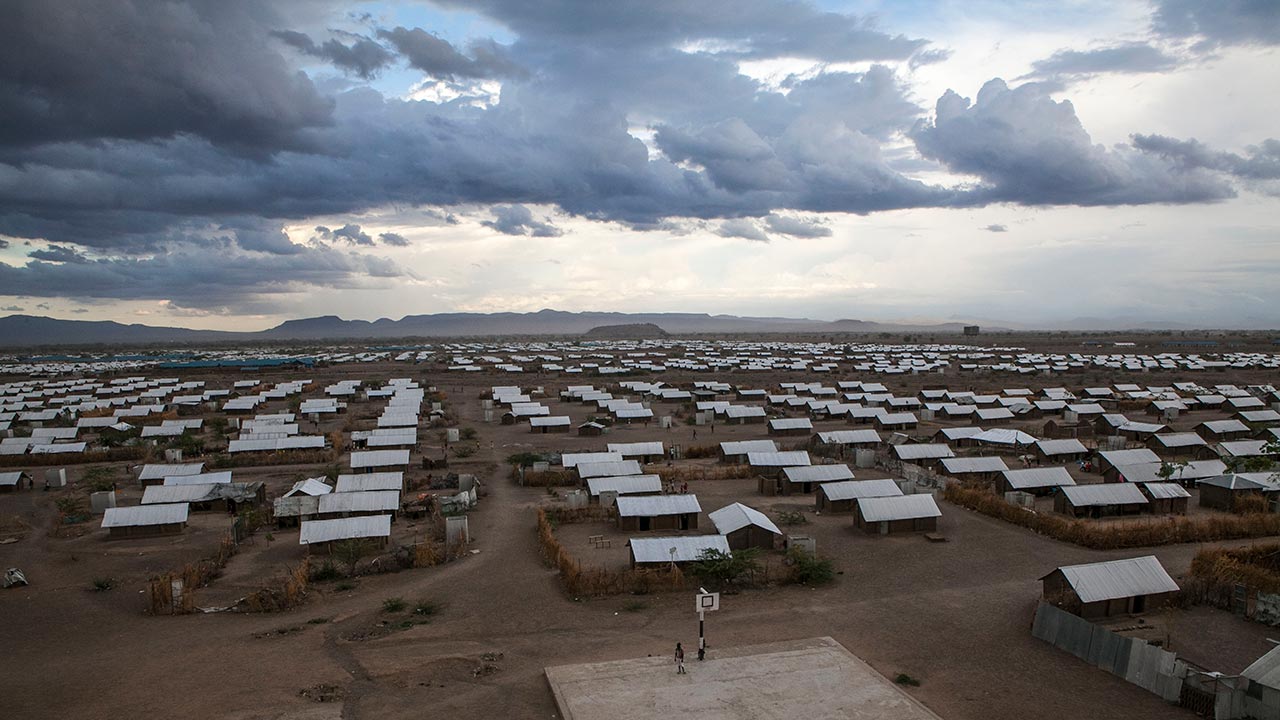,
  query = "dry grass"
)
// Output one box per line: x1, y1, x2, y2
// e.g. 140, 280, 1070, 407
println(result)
655, 464, 754, 484
944, 483, 1280, 550
1189, 544, 1280, 595
242, 559, 311, 612
518, 469, 578, 487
